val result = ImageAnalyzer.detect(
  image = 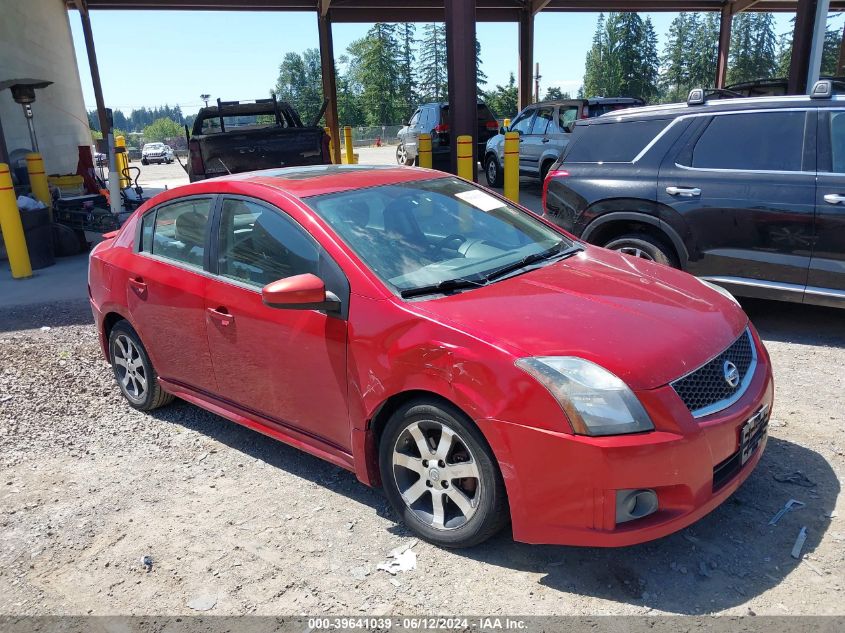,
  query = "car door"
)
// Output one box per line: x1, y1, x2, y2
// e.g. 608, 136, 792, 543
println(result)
657, 109, 816, 297
505, 107, 535, 171
403, 108, 421, 155
521, 106, 554, 175
810, 109, 845, 305
204, 196, 352, 452
129, 196, 218, 392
